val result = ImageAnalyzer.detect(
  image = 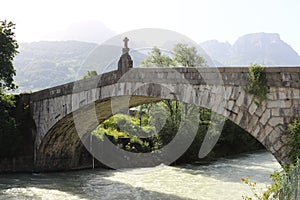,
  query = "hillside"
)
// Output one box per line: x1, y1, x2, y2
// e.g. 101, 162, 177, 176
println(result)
14, 41, 147, 92
201, 33, 300, 66
13, 33, 300, 92
14, 41, 97, 92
